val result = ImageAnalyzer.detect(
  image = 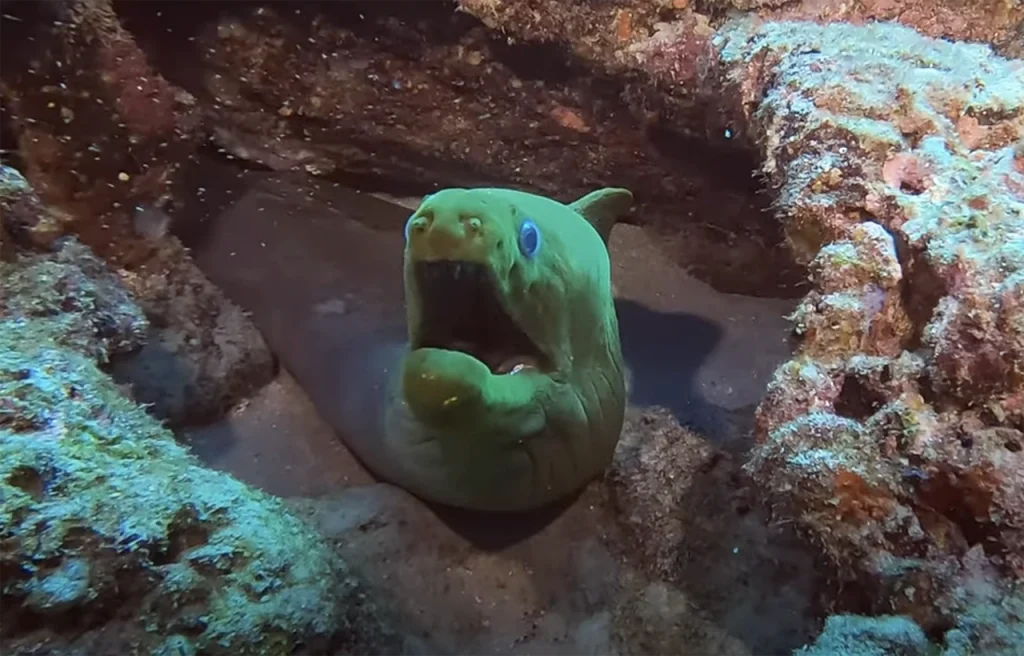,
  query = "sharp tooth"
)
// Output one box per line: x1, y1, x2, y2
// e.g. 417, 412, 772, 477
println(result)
496, 356, 539, 375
